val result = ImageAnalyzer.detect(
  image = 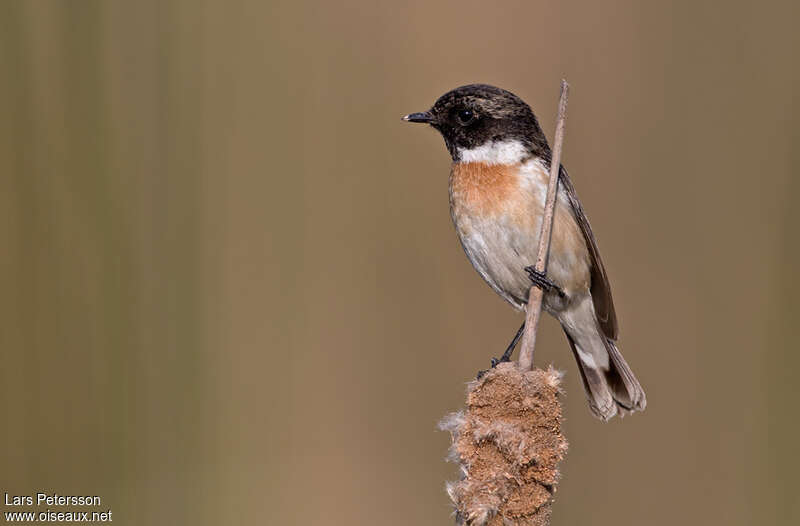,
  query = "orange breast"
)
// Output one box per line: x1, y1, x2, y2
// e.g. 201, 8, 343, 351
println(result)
449, 162, 520, 217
